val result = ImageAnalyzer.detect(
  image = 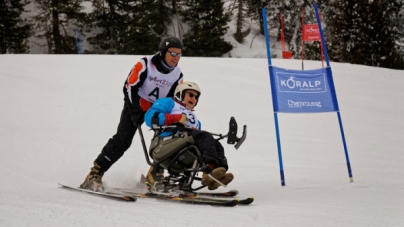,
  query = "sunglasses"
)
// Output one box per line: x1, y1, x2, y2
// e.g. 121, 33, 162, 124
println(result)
167, 50, 182, 57
185, 92, 199, 99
